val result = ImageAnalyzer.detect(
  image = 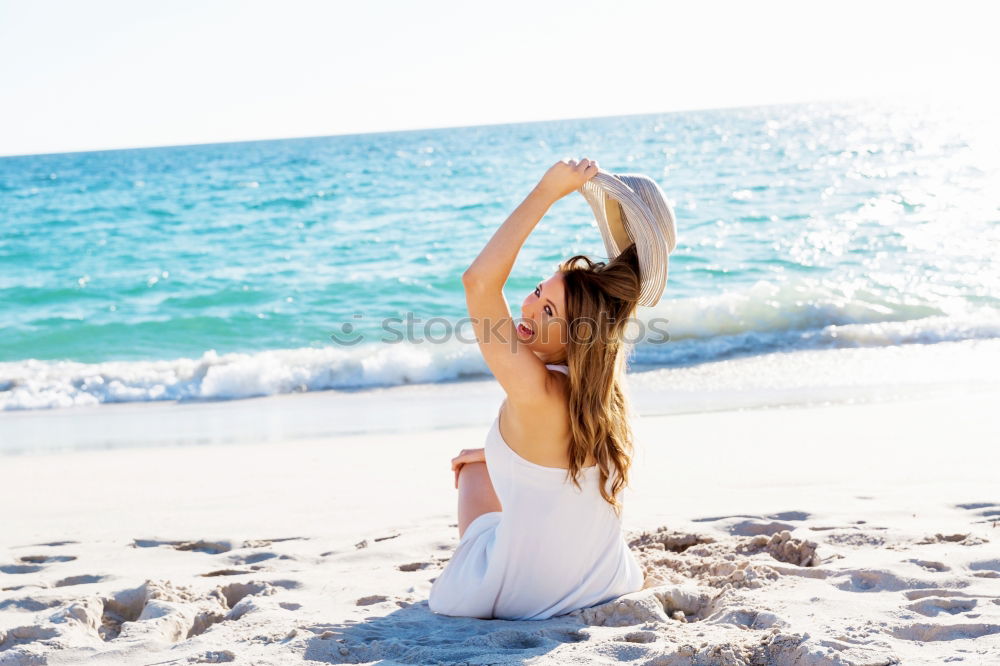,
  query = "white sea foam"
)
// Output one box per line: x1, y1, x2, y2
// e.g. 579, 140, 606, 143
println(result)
2, 295, 998, 412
